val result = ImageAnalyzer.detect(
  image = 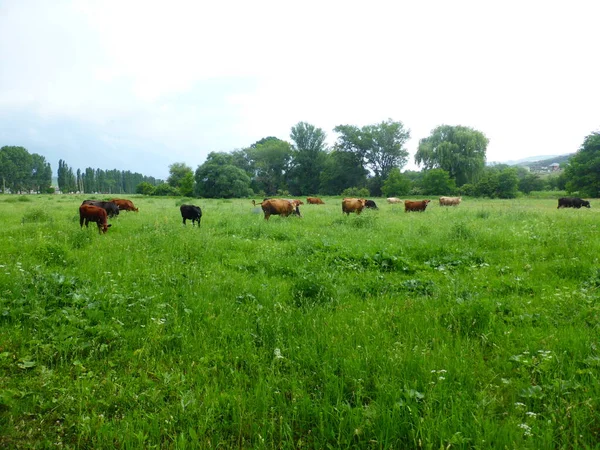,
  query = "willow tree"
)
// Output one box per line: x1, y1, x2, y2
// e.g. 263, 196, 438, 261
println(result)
415, 125, 488, 186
